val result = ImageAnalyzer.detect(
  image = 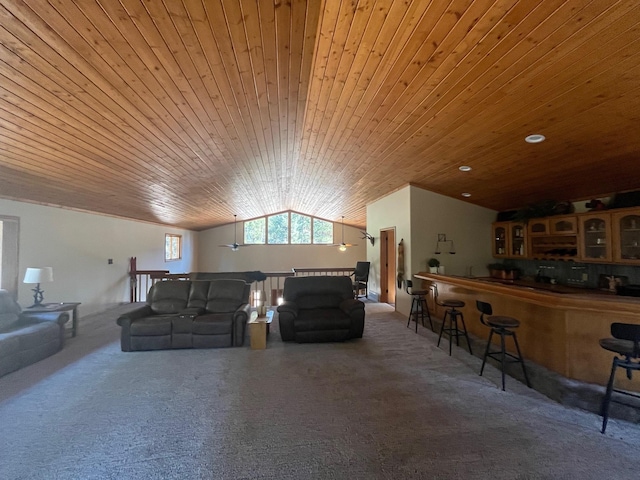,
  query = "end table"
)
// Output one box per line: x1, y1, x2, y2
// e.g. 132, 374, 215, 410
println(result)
25, 303, 81, 337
